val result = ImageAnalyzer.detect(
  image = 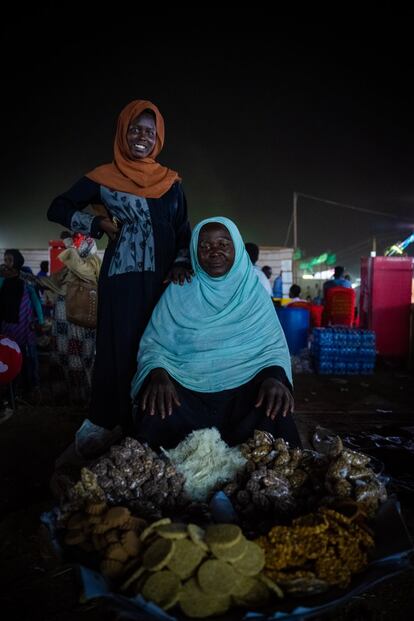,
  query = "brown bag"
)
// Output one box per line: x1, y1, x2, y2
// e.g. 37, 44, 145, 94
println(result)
65, 277, 98, 328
